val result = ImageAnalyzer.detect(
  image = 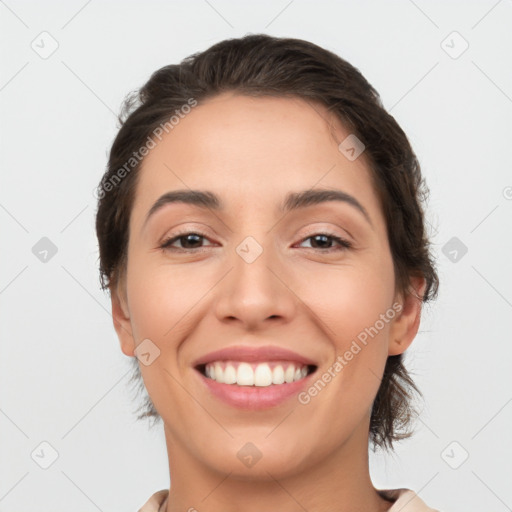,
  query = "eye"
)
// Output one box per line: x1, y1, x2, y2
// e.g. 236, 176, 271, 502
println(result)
159, 231, 352, 253
160, 231, 214, 251
296, 233, 352, 252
